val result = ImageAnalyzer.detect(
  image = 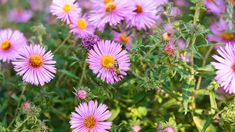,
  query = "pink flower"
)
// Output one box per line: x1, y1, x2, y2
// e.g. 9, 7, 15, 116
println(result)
162, 24, 175, 41
132, 125, 141, 132
113, 31, 132, 51
163, 127, 175, 132
204, 0, 225, 16
22, 101, 31, 110
70, 101, 112, 132
126, 0, 160, 30
0, 29, 27, 62
50, 0, 81, 24
208, 19, 235, 44
164, 43, 174, 56
8, 9, 32, 23
211, 44, 235, 94
87, 40, 130, 84
70, 16, 95, 38
12, 45, 56, 86
89, 0, 134, 30
74, 89, 87, 100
